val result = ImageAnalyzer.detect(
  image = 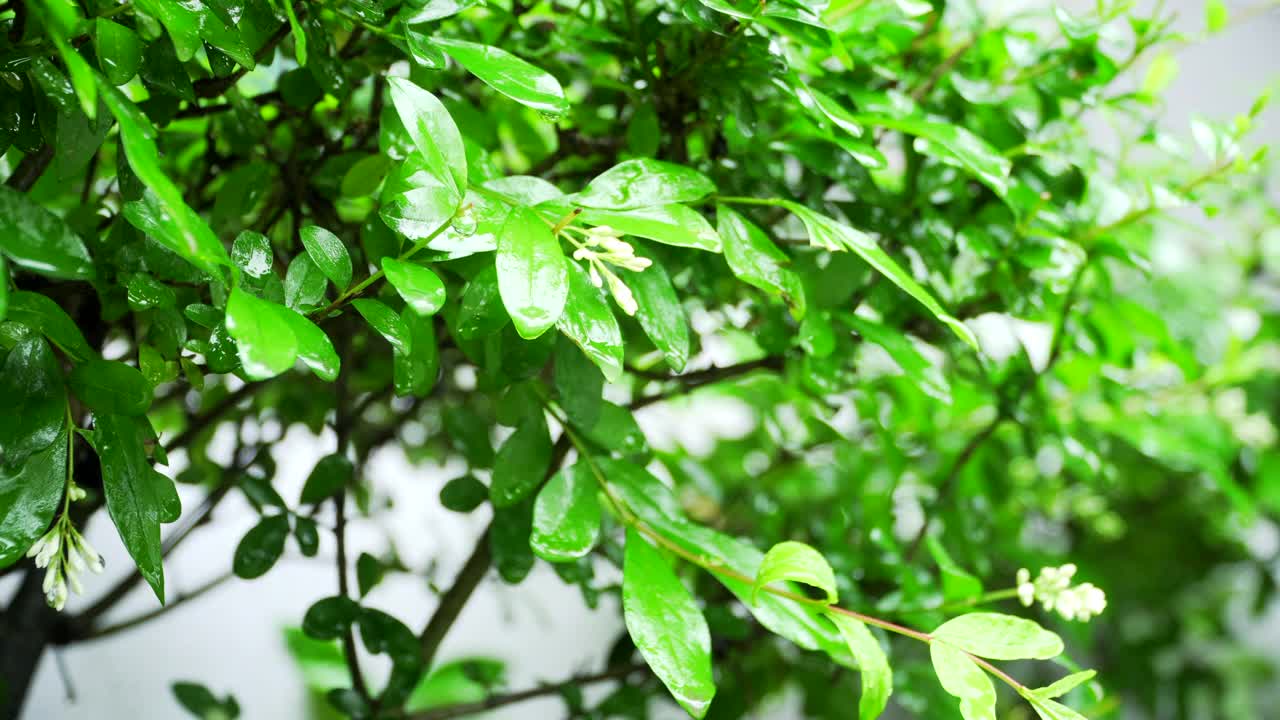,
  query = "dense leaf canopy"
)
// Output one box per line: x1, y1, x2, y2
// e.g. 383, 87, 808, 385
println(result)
1, 0, 1277, 719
